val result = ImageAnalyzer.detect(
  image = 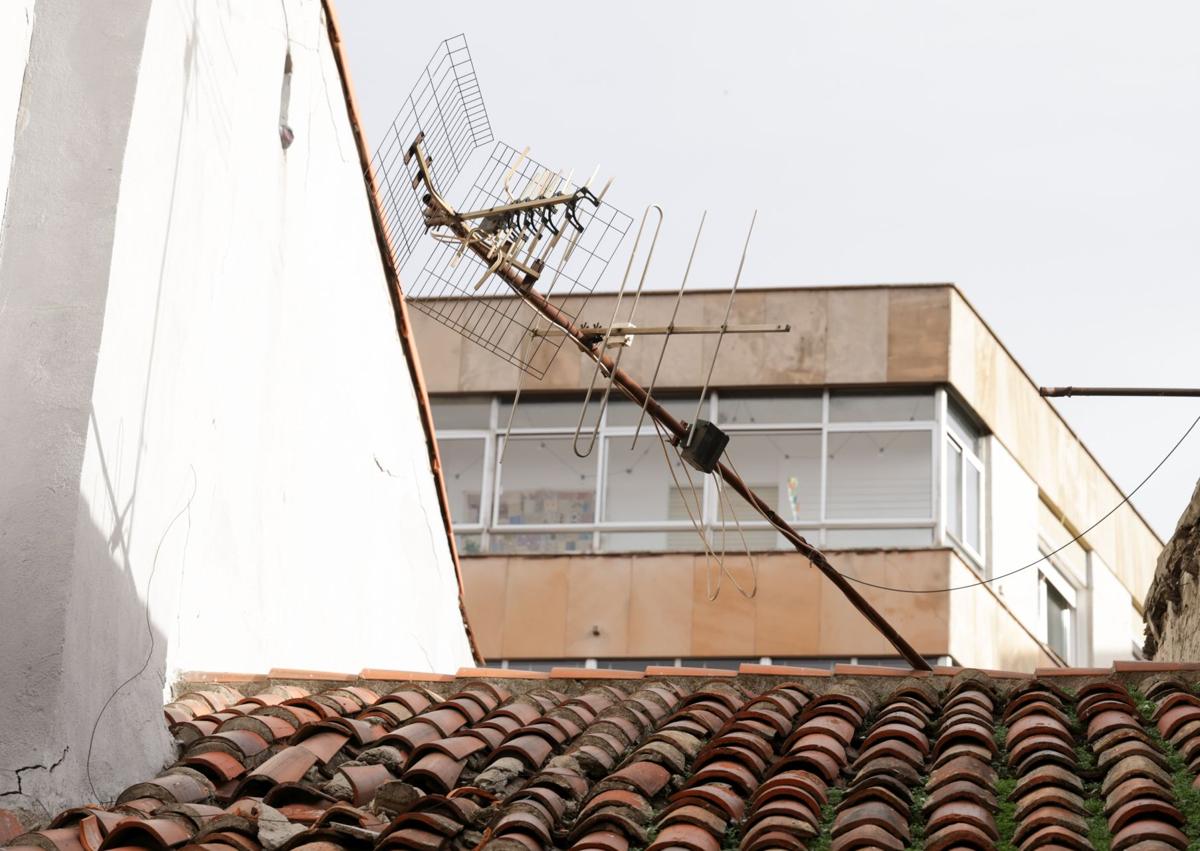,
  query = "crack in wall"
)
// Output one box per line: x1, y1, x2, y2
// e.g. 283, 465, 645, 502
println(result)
0, 746, 69, 798
374, 453, 447, 580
